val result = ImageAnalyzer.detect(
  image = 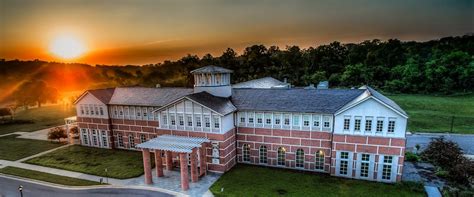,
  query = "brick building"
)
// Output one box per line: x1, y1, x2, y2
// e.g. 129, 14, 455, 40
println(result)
74, 65, 407, 188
